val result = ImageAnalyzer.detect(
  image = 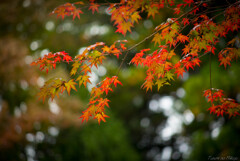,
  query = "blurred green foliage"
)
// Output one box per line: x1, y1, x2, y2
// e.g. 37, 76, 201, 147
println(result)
0, 0, 239, 161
